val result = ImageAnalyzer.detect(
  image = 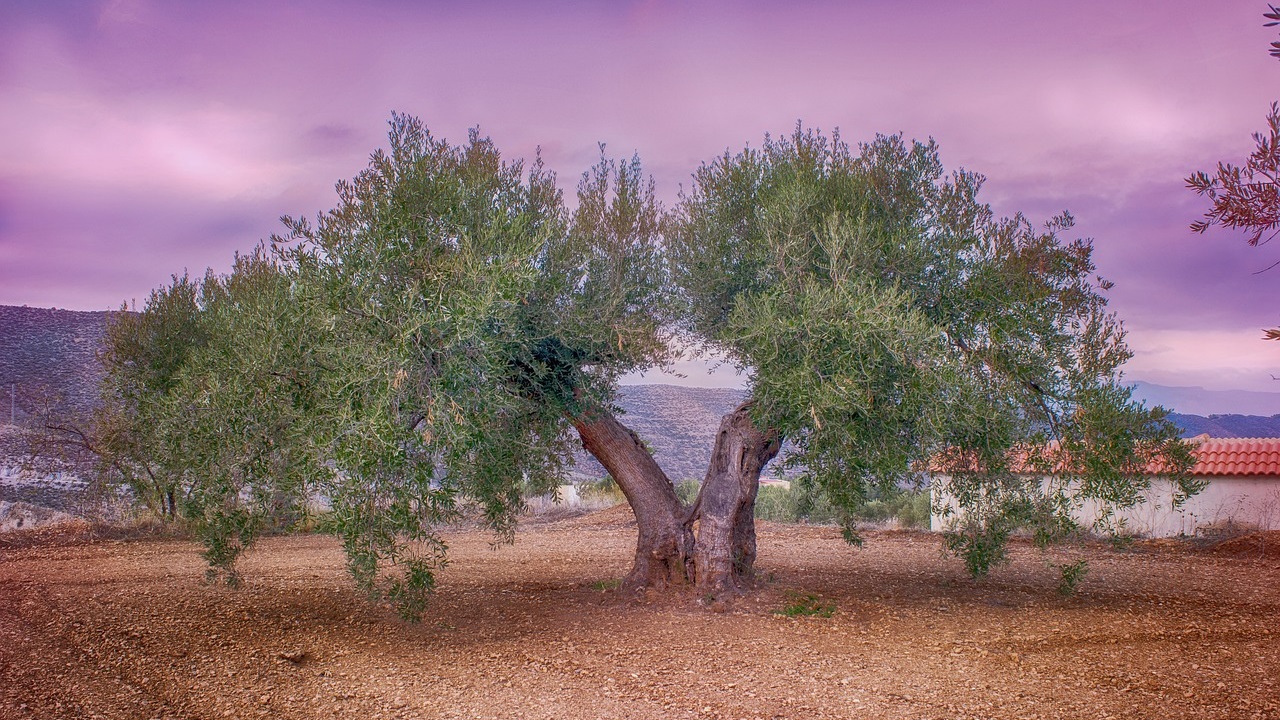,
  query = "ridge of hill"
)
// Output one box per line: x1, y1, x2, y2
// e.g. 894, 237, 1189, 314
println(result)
1131, 381, 1280, 417
1165, 412, 1280, 439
